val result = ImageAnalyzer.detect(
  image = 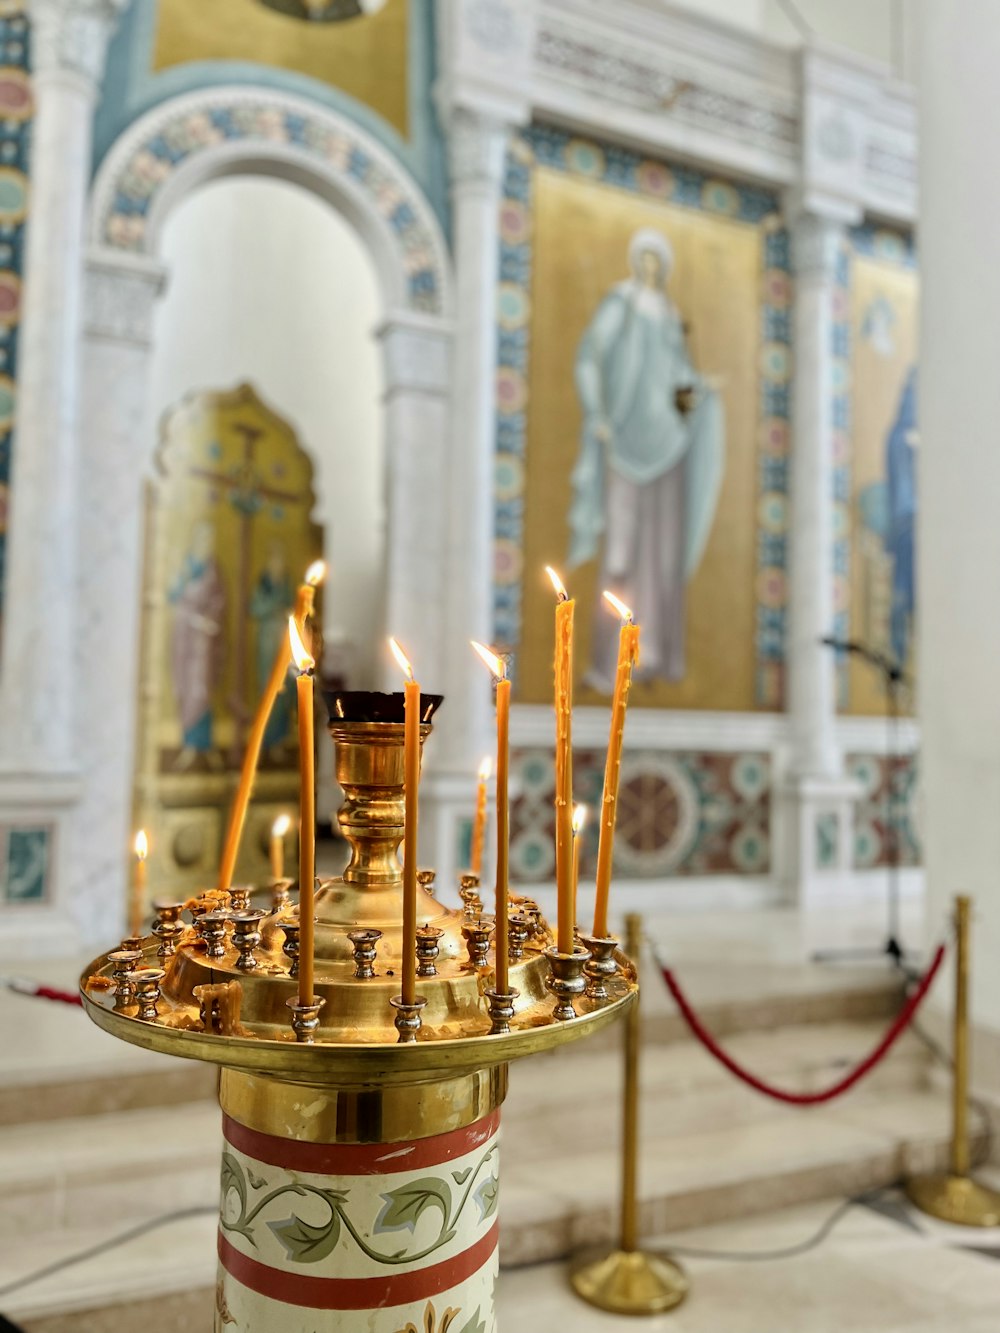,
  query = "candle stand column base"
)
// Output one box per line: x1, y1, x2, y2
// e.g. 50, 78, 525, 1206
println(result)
570, 1246, 689, 1315
905, 1174, 1000, 1227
